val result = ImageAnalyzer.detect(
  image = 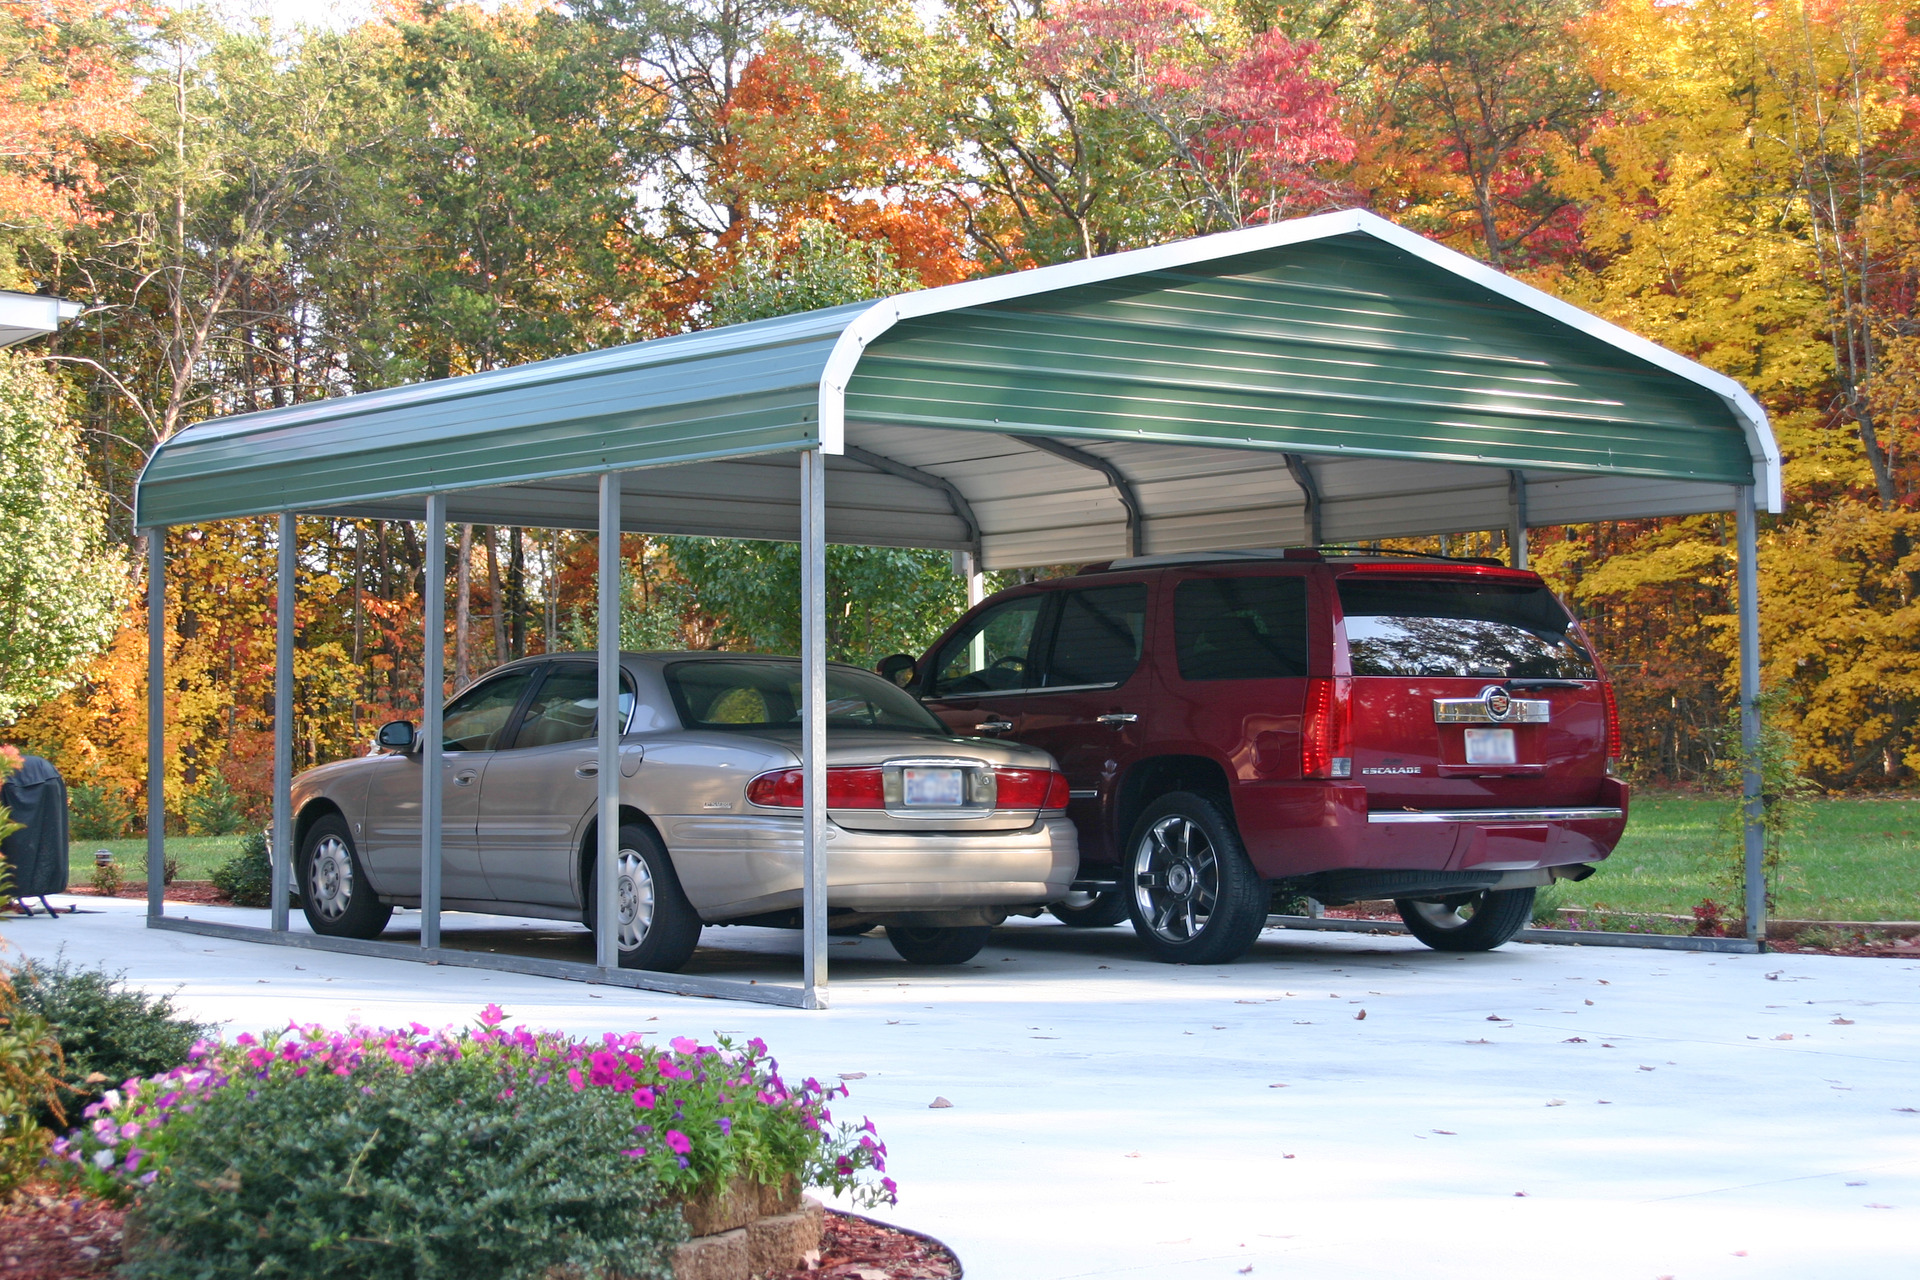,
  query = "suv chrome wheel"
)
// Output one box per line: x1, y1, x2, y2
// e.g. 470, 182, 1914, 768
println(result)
307, 835, 354, 922
1133, 814, 1219, 943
